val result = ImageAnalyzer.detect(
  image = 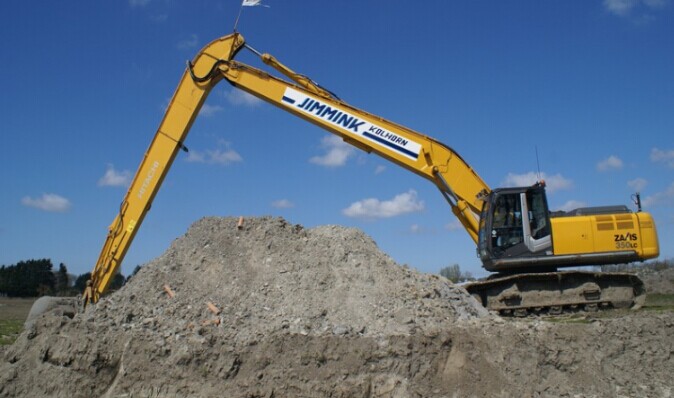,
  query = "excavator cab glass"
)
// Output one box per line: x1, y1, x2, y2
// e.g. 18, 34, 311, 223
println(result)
478, 183, 553, 271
